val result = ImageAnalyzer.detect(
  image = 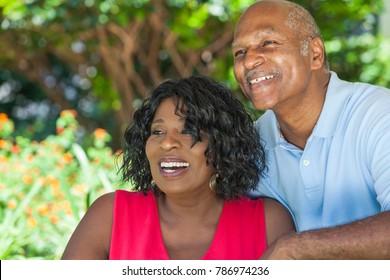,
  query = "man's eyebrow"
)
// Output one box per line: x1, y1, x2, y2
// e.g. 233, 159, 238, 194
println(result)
231, 28, 279, 48
231, 40, 240, 48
